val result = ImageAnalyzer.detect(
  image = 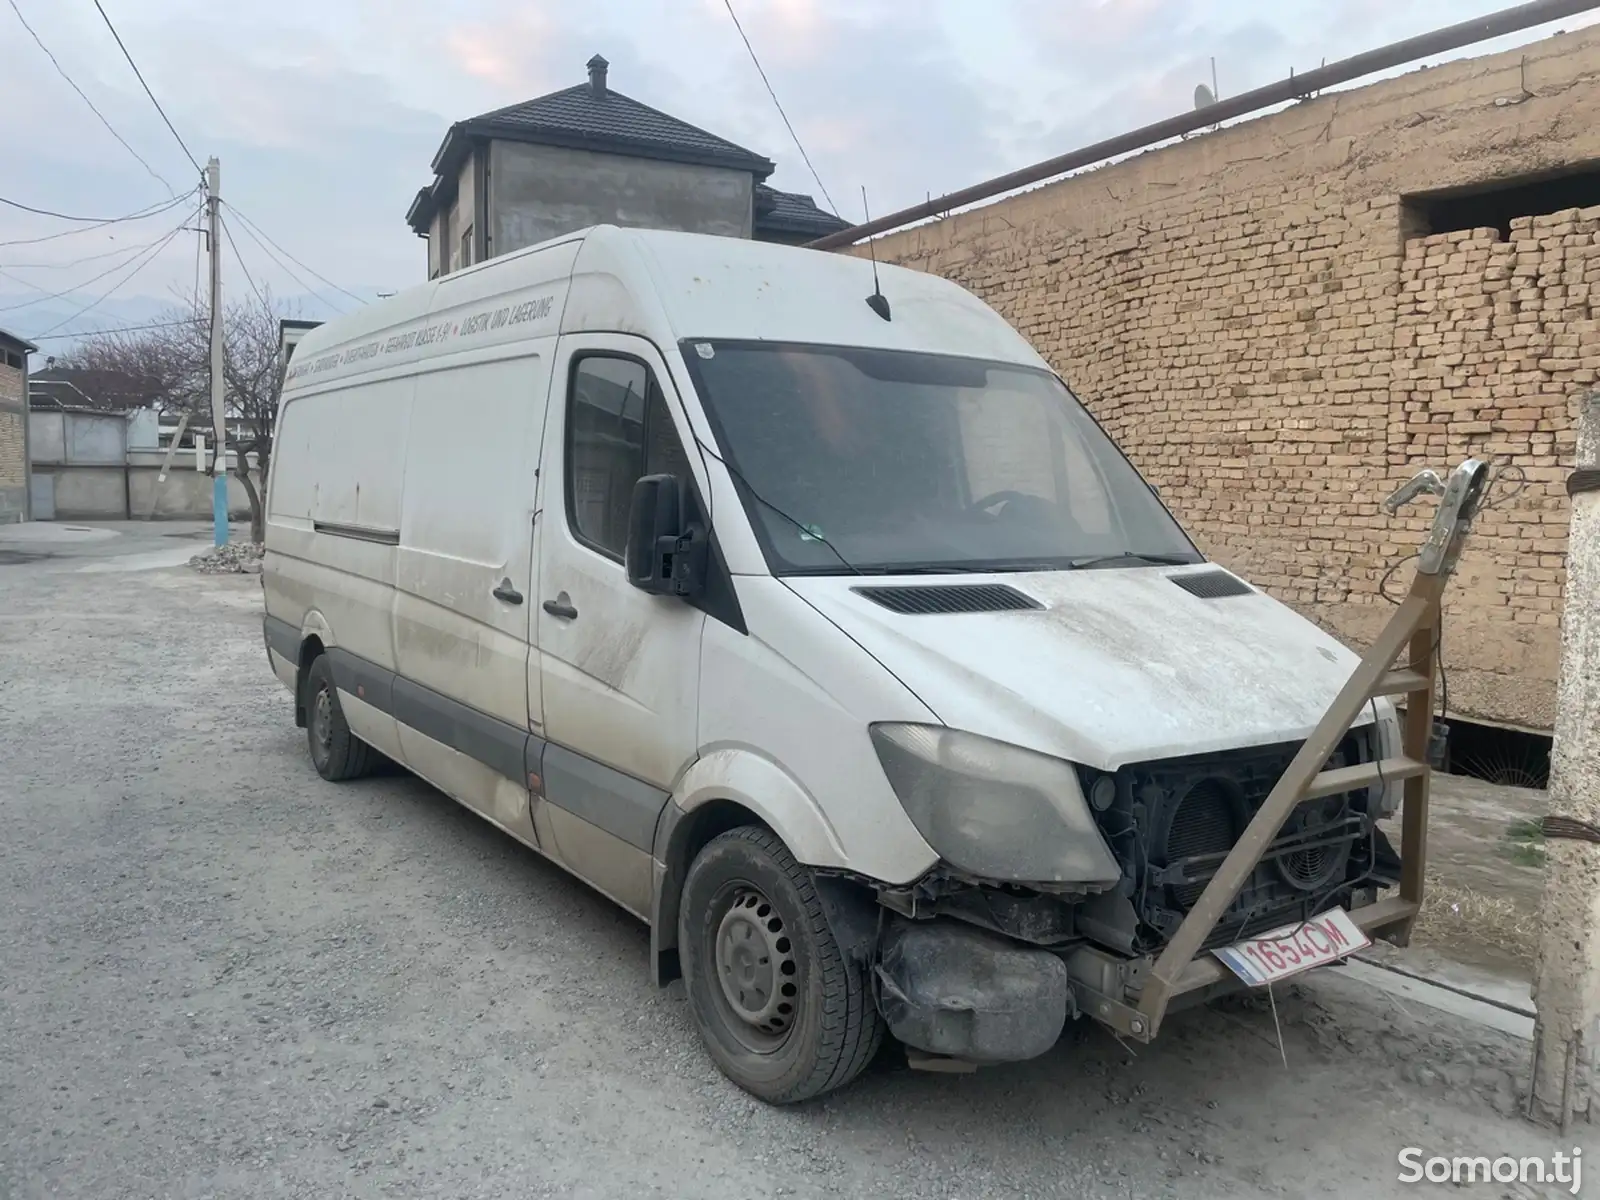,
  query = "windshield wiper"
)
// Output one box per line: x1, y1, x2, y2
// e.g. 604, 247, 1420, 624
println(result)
1068, 552, 1200, 570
